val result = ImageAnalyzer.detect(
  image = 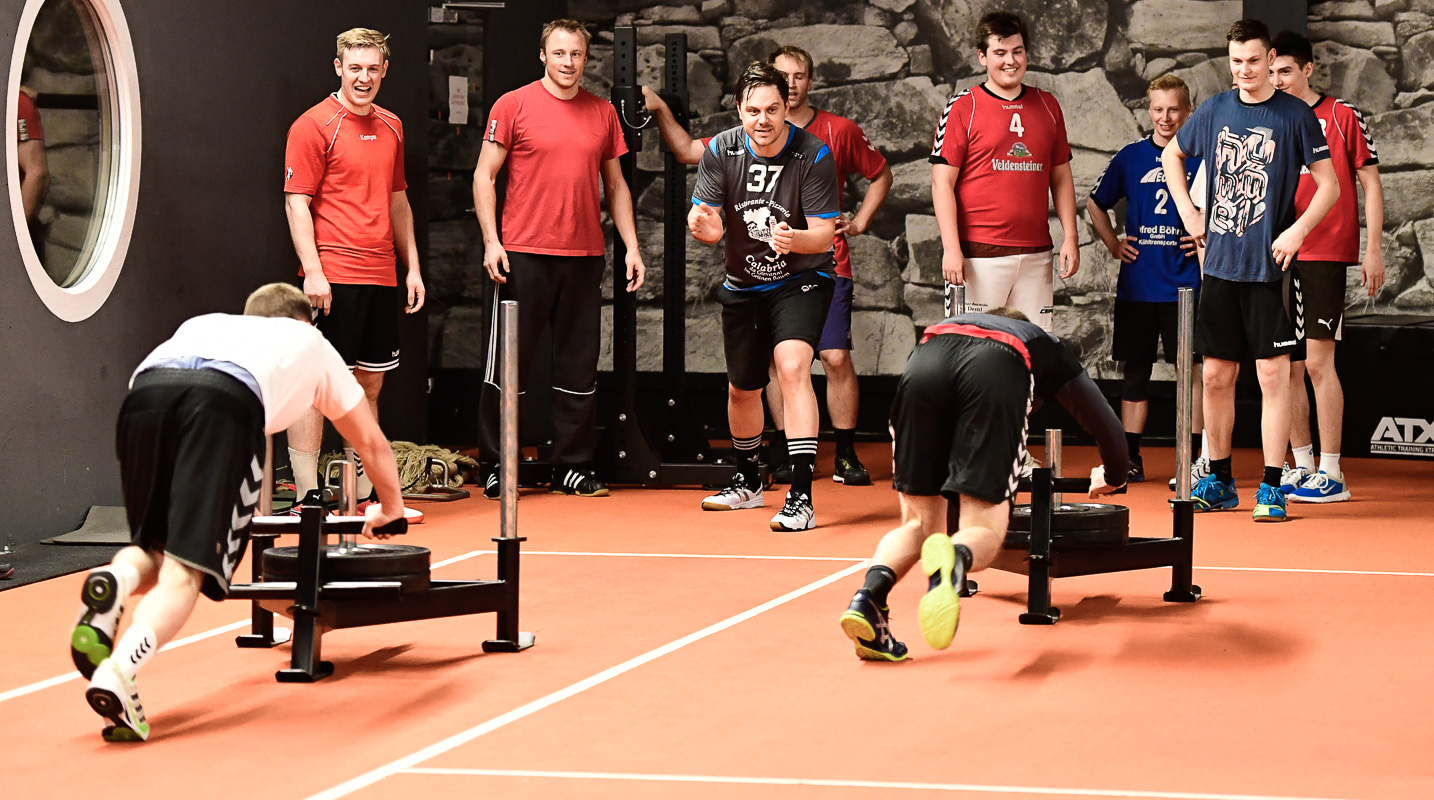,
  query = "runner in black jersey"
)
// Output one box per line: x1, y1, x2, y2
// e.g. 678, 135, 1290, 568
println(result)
688, 61, 840, 532
839, 308, 1129, 661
